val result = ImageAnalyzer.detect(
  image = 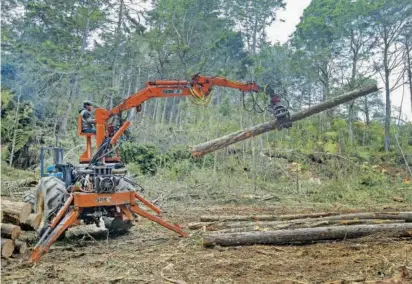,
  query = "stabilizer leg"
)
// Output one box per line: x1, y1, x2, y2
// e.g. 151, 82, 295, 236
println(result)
30, 209, 79, 263
129, 204, 188, 237
134, 192, 162, 215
